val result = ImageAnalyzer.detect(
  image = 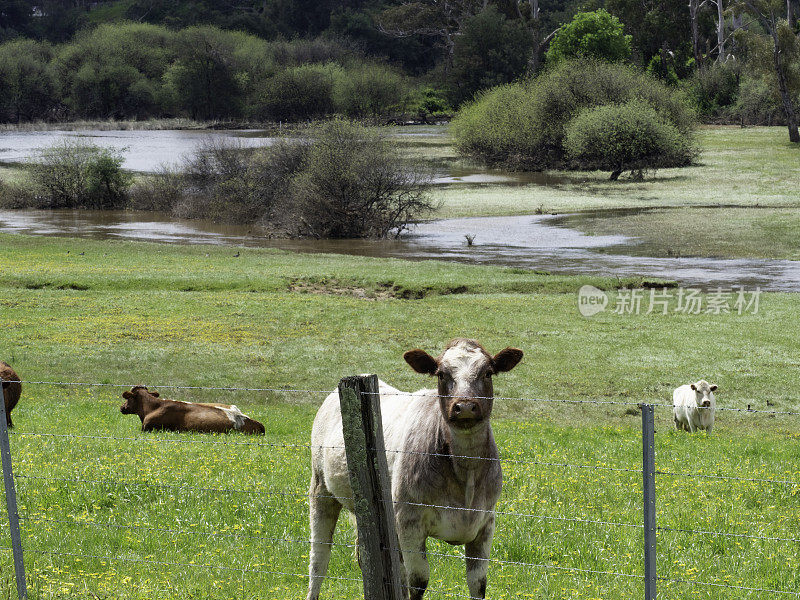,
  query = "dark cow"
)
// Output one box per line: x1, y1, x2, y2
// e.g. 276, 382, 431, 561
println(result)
0, 362, 21, 428
120, 386, 265, 434
307, 339, 523, 600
